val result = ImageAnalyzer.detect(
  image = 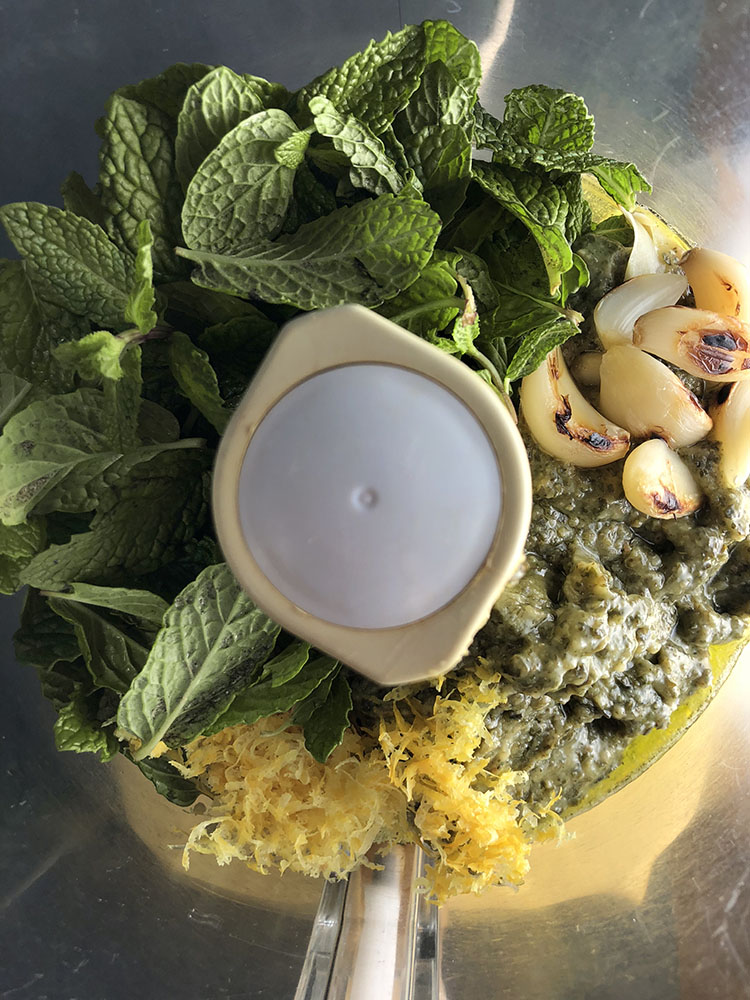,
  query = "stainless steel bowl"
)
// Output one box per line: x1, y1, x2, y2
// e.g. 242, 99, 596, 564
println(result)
2, 2, 750, 996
